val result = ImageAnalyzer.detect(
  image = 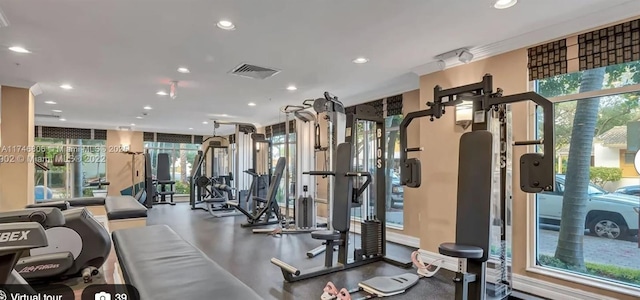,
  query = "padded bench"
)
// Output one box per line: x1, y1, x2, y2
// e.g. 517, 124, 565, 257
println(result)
31, 197, 107, 216
105, 196, 147, 232
112, 225, 261, 300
